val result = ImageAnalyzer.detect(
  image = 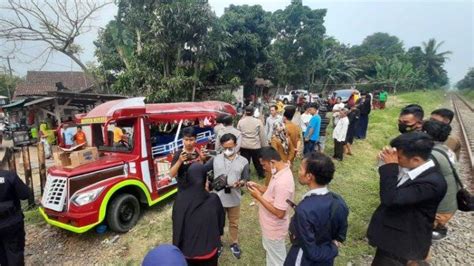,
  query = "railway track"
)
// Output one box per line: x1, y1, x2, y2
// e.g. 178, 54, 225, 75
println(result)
452, 94, 474, 172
